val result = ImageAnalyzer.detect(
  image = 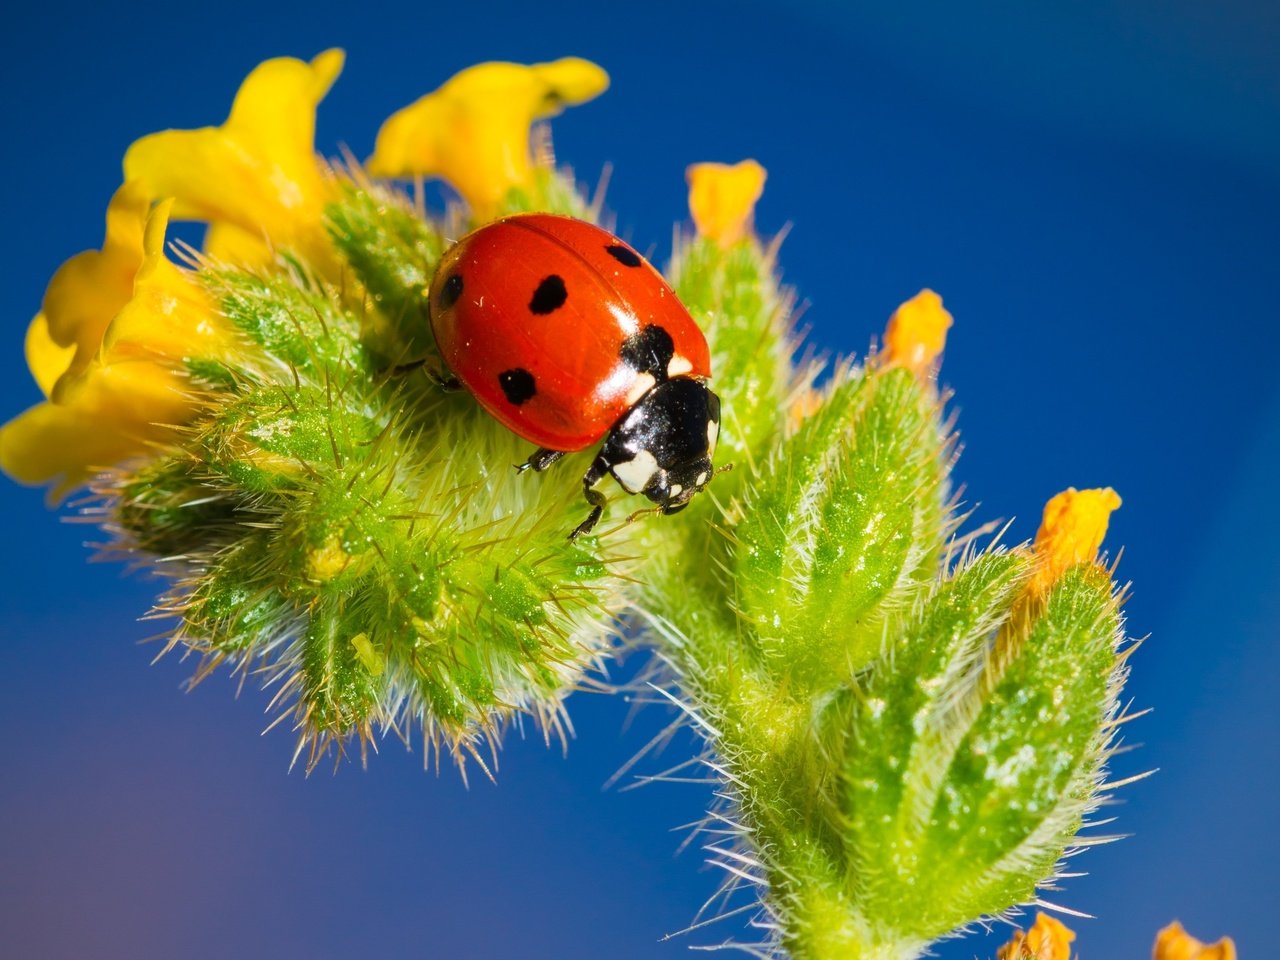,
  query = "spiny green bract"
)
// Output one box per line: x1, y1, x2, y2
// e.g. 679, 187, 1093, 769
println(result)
105, 178, 632, 772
